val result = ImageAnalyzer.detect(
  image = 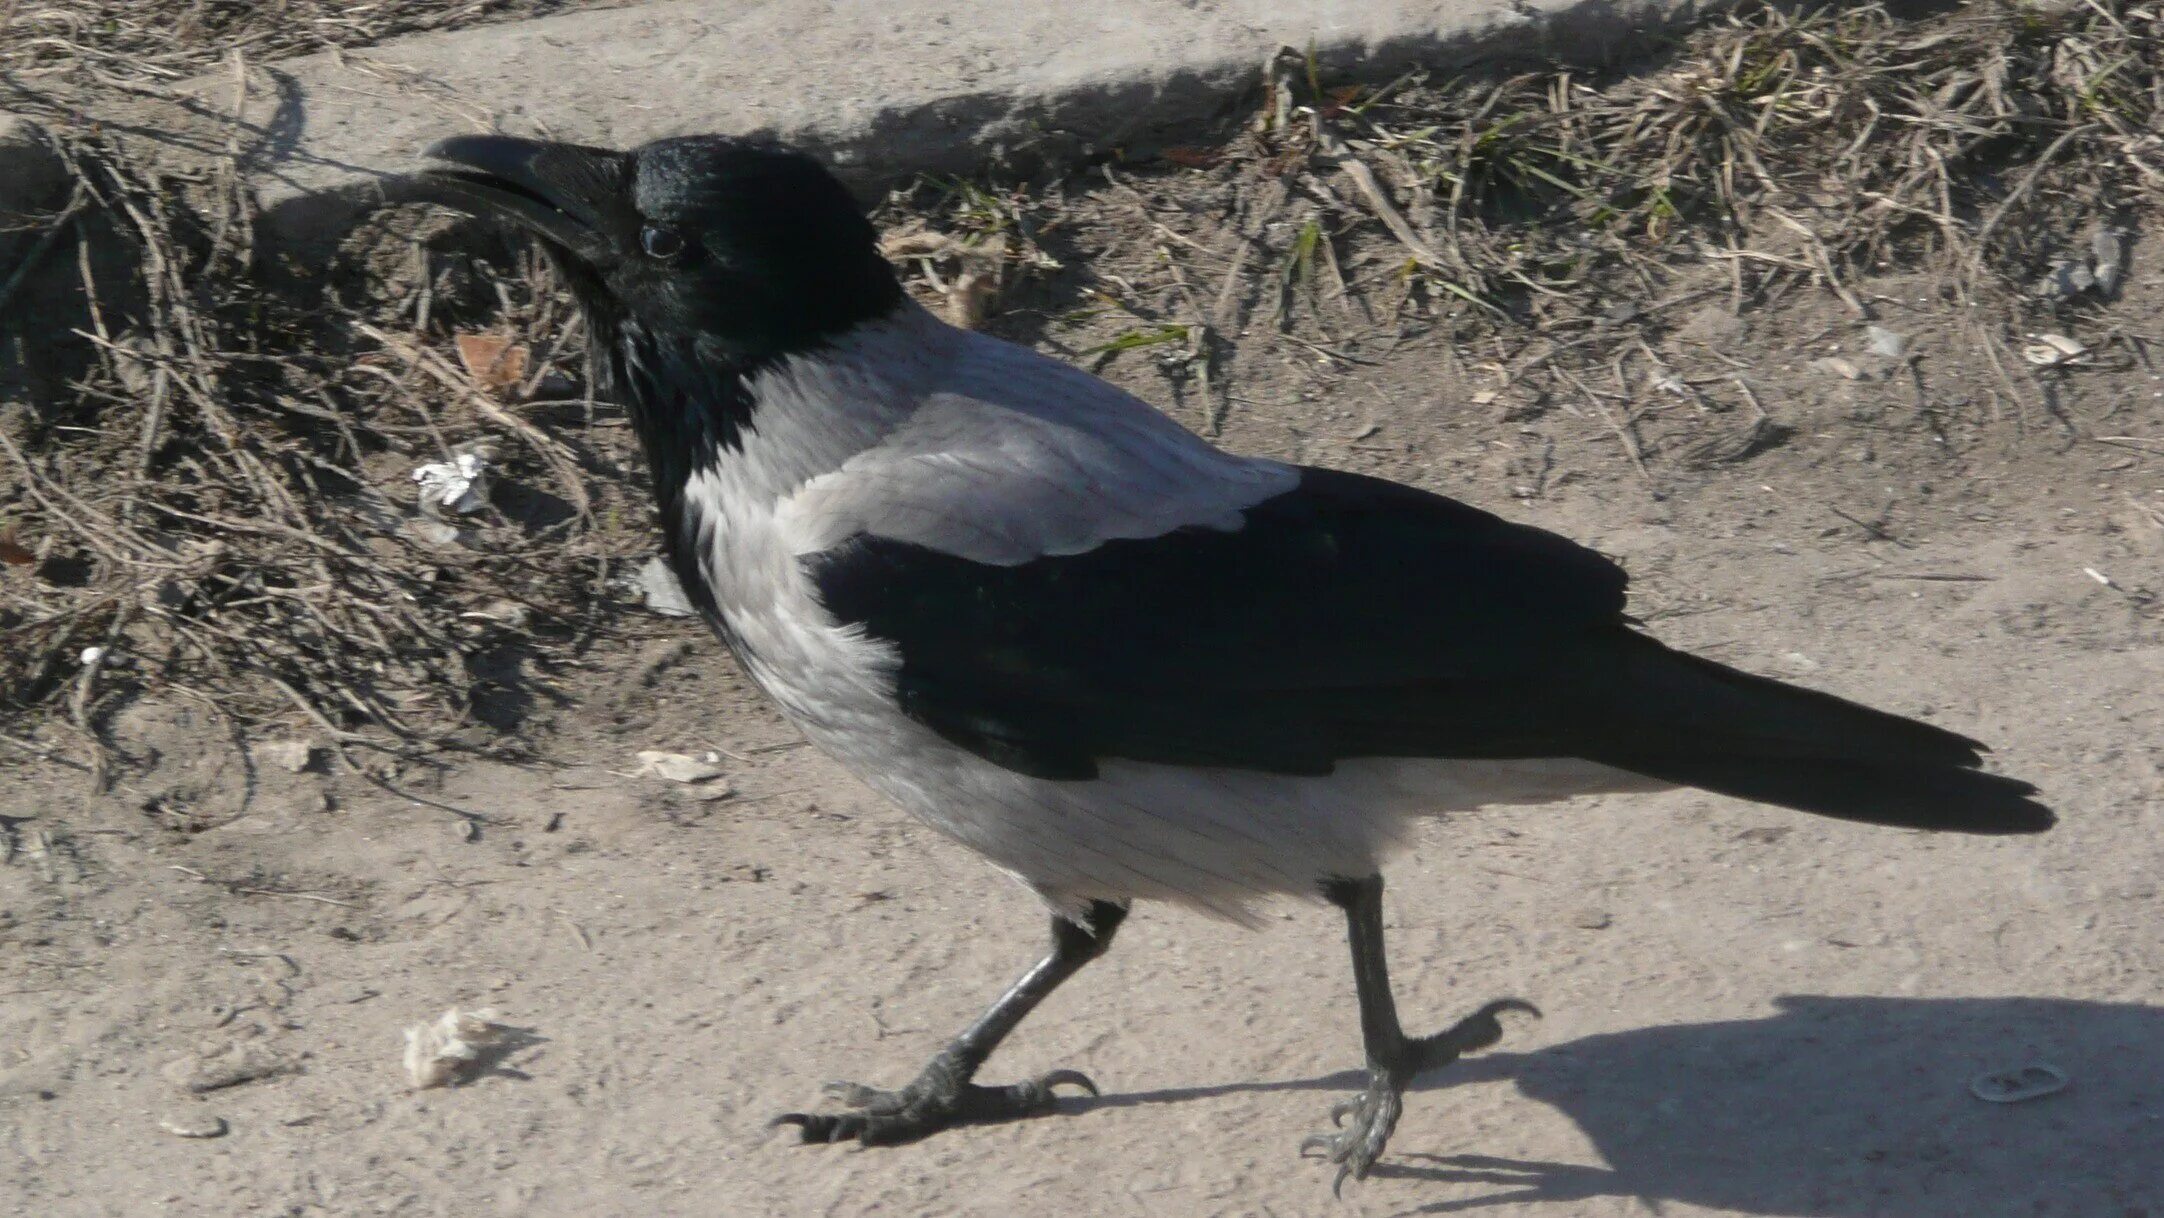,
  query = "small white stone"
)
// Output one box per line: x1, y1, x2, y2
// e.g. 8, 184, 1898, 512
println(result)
635, 751, 726, 784
157, 1113, 229, 1139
